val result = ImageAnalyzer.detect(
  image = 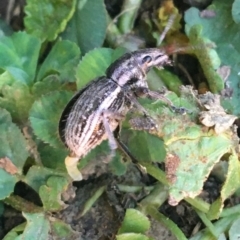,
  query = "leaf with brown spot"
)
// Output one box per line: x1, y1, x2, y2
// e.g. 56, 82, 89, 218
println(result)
132, 86, 238, 205
165, 153, 180, 184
